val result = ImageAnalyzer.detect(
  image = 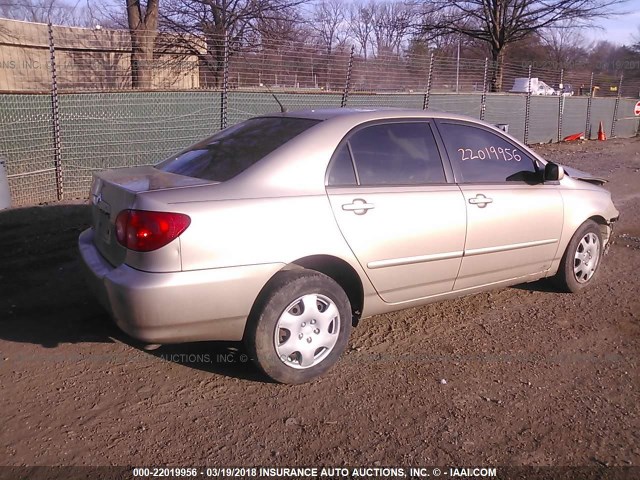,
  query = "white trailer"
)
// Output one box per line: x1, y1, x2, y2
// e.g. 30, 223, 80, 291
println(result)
509, 77, 556, 95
